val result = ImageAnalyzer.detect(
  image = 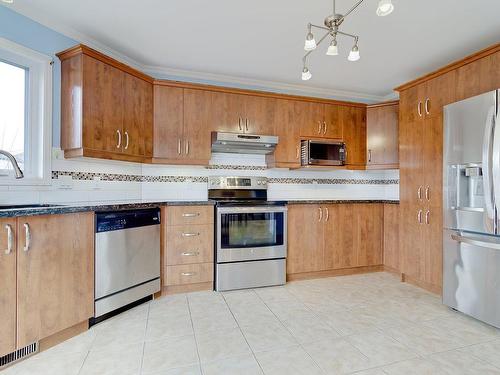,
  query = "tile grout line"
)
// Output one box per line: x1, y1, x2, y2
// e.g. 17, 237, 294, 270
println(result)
138, 302, 151, 375
186, 293, 204, 374
221, 291, 266, 375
